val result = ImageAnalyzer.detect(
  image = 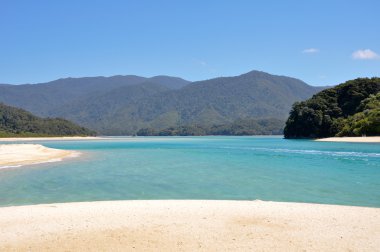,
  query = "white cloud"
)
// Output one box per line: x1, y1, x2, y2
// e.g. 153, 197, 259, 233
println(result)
302, 48, 319, 54
352, 49, 379, 60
